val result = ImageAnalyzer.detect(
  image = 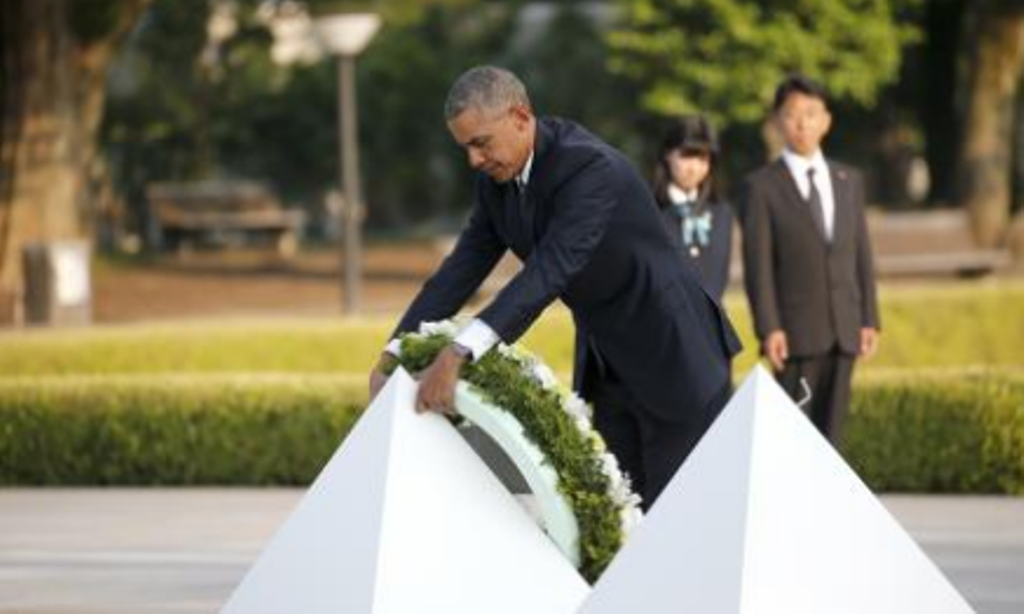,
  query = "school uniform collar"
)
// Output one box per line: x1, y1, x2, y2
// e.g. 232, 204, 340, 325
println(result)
667, 184, 699, 204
